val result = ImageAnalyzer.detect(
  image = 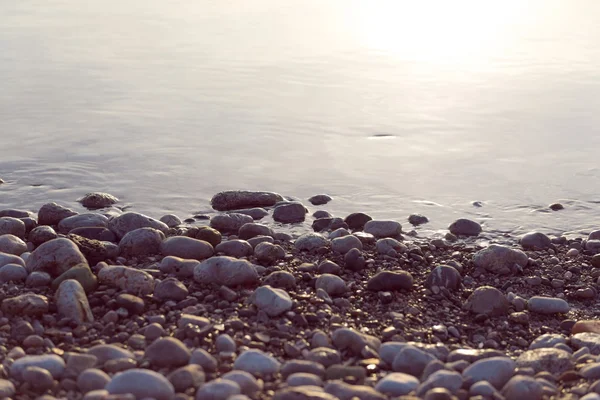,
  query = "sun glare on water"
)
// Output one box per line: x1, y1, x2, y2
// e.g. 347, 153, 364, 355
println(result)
349, 0, 532, 67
